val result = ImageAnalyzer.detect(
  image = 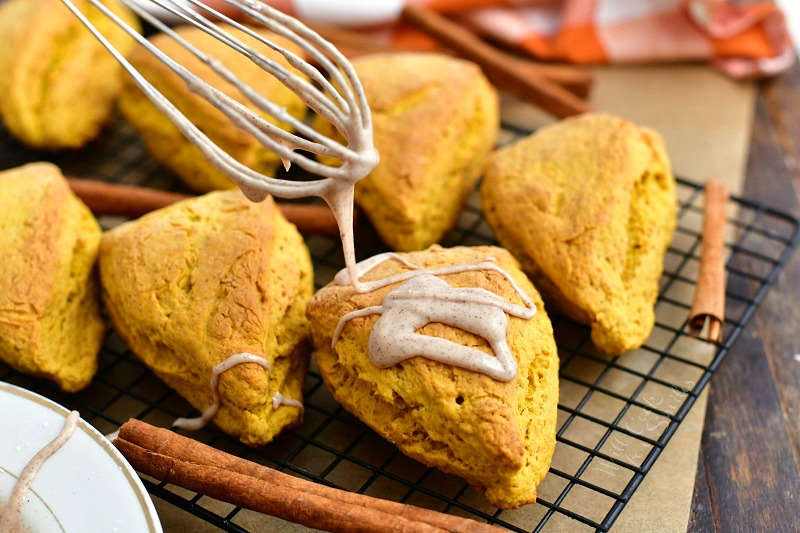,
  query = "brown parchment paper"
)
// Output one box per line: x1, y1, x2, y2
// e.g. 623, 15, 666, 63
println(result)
153, 64, 756, 532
